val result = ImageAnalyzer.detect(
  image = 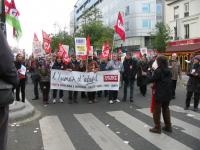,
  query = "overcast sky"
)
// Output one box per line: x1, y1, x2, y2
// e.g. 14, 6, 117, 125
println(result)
7, 0, 77, 55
